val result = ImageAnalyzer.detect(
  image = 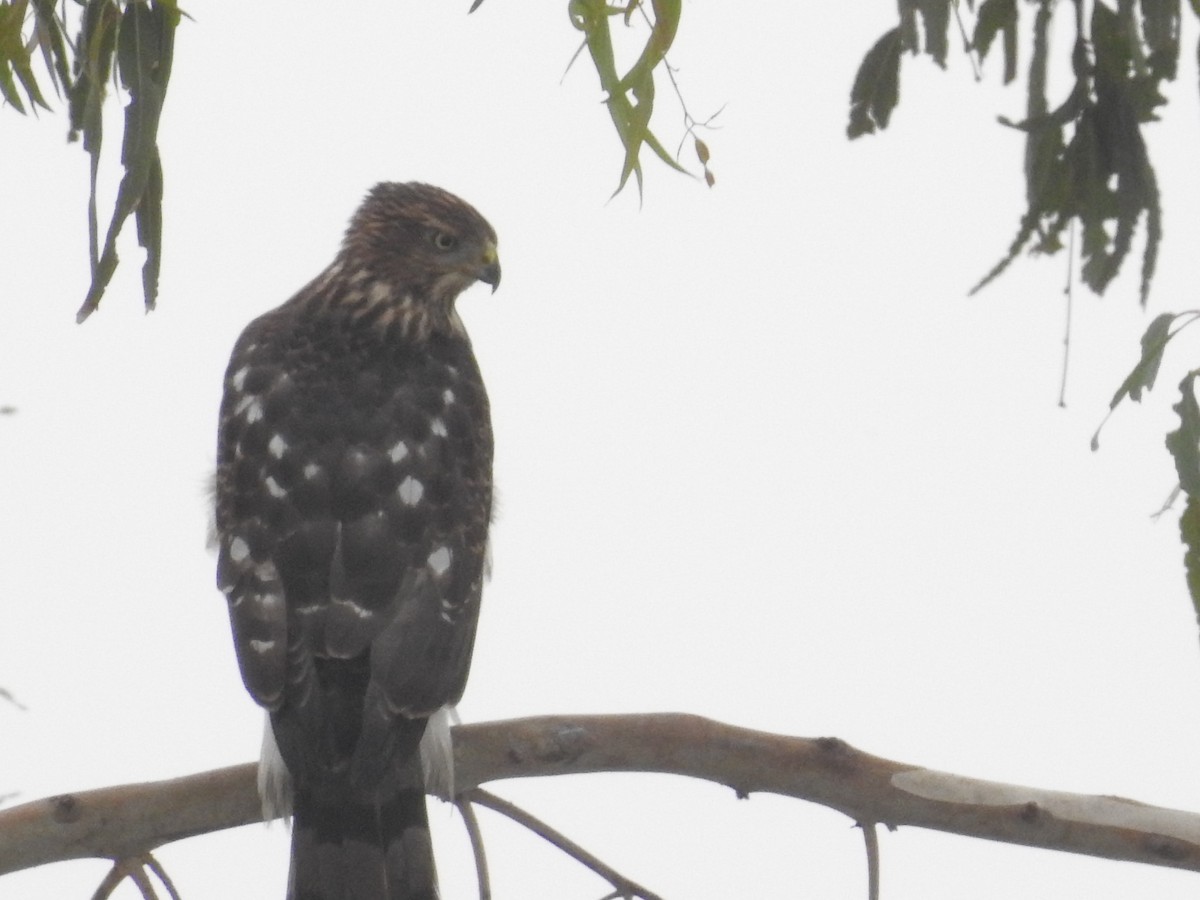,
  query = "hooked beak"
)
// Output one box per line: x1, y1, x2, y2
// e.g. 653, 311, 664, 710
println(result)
478, 242, 501, 293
